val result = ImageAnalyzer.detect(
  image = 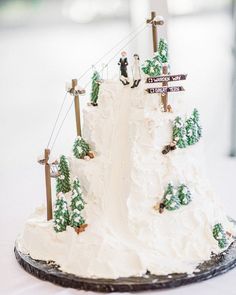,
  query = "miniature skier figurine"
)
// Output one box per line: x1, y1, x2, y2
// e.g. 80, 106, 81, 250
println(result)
131, 54, 141, 88
118, 51, 129, 85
